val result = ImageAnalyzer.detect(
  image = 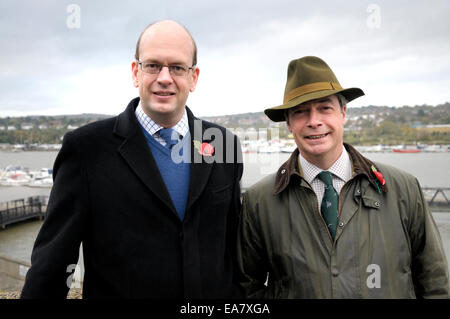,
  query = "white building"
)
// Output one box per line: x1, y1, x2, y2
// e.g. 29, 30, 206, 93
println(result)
21, 123, 34, 130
